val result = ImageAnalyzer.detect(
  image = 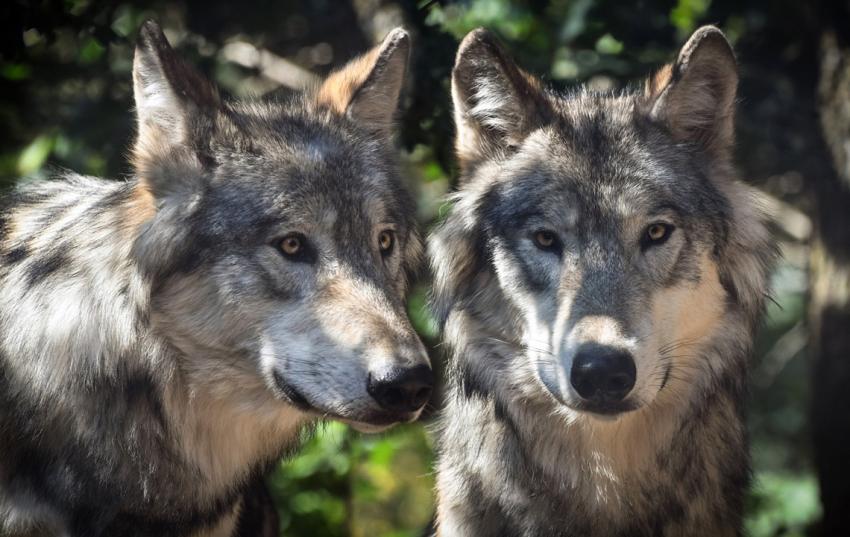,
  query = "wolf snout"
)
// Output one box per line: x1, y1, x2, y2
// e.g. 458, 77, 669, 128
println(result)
570, 345, 636, 406
367, 364, 433, 414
